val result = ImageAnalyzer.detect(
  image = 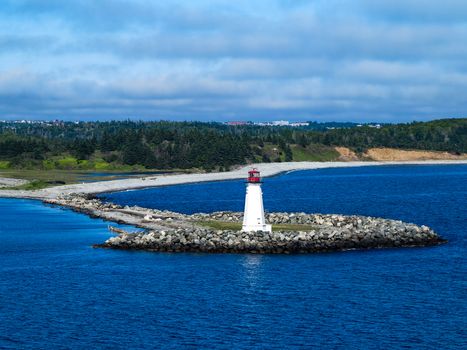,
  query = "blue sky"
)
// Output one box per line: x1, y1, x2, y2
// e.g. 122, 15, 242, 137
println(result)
0, 0, 466, 122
